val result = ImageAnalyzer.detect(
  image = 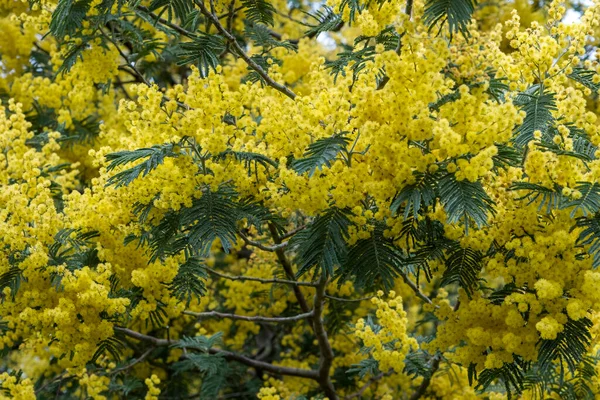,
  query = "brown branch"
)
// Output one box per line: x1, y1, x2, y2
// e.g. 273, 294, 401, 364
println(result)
238, 230, 288, 252
183, 310, 314, 323
195, 0, 297, 100
345, 370, 392, 400
205, 266, 317, 287
109, 347, 154, 375
268, 223, 312, 315
399, 271, 435, 305
405, 0, 413, 18
409, 354, 441, 400
279, 225, 306, 240
312, 275, 338, 399
136, 6, 198, 39
114, 327, 318, 379
324, 294, 374, 303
